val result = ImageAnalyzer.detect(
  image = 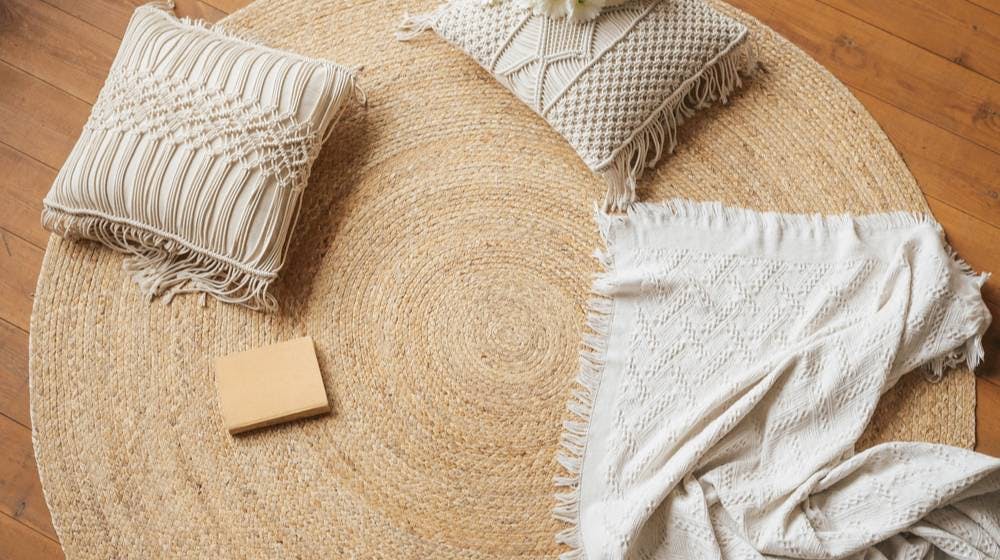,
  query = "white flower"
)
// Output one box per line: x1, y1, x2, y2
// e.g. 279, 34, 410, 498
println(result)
516, 0, 569, 18
513, 0, 629, 20
568, 0, 606, 21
